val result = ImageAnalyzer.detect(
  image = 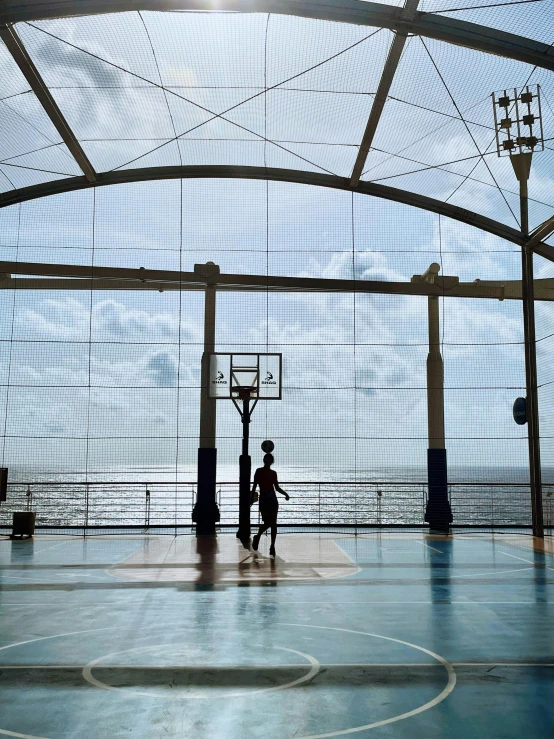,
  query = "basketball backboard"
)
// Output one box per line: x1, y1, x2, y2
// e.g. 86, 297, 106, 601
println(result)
208, 353, 282, 400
